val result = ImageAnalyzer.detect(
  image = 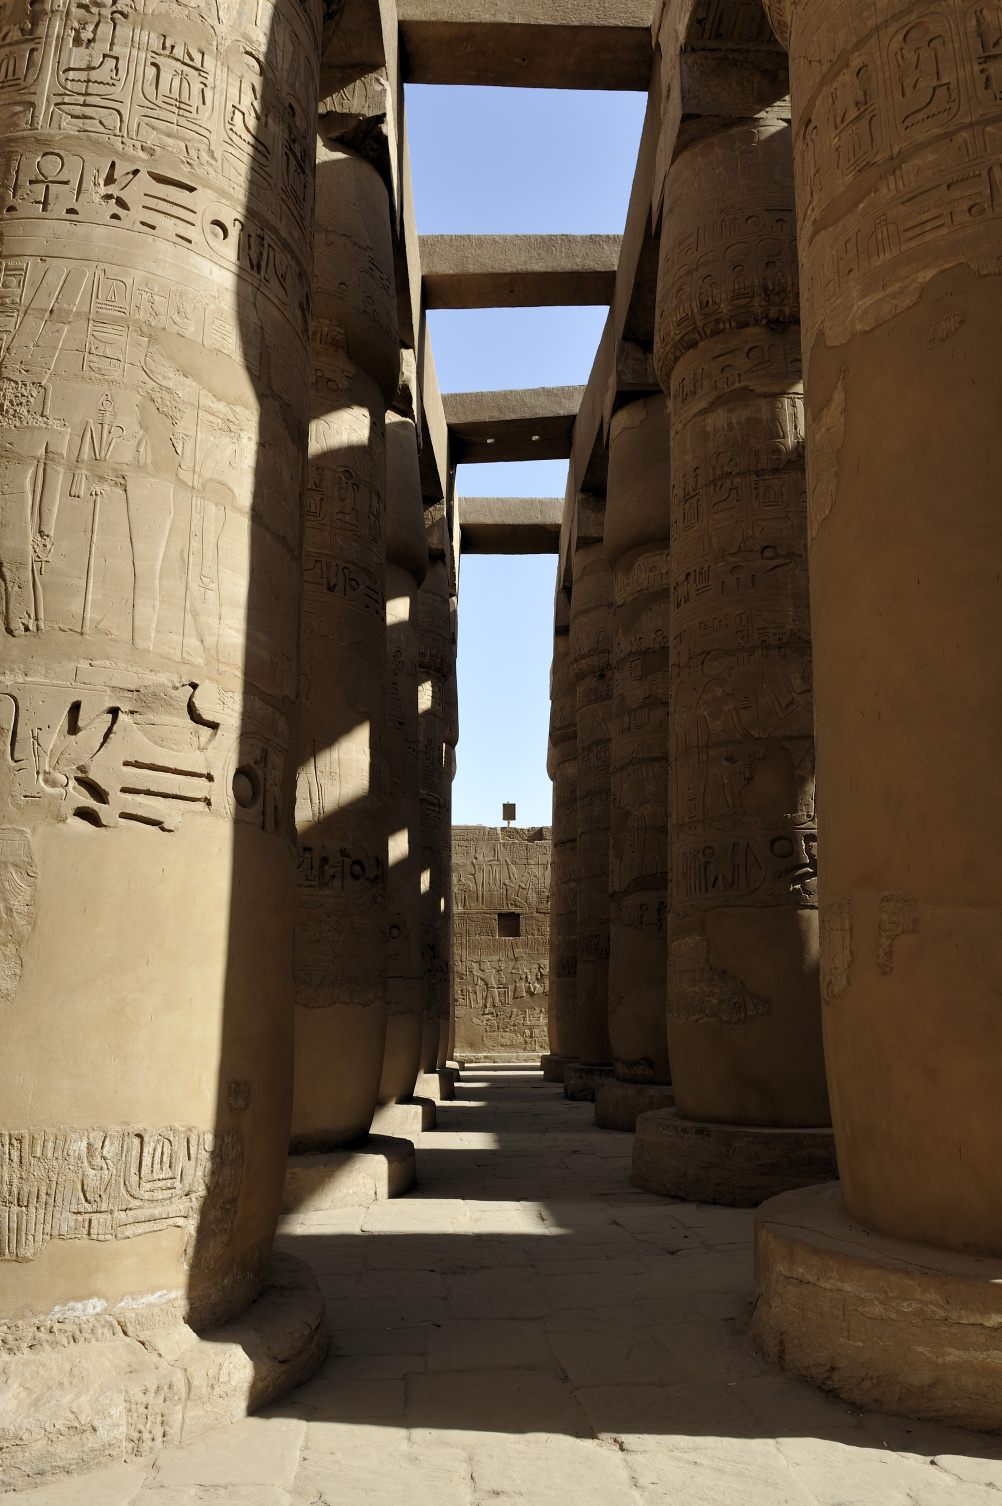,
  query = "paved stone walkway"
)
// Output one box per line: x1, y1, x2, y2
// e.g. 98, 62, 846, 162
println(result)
21, 1068, 1002, 1503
